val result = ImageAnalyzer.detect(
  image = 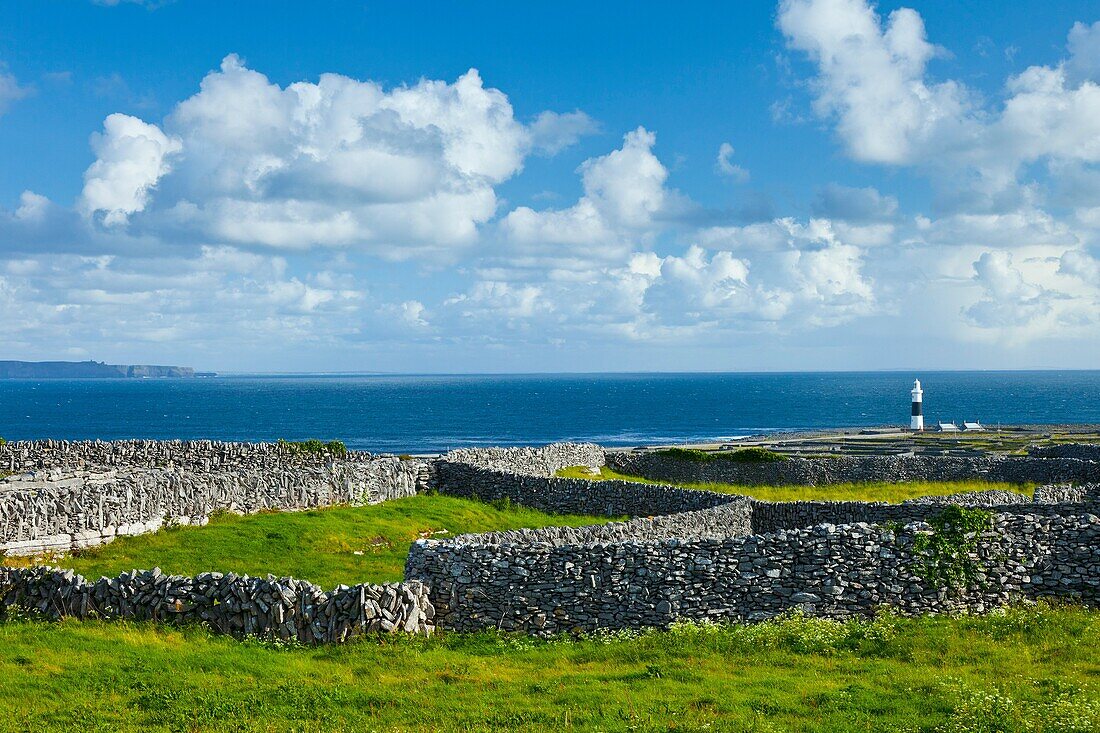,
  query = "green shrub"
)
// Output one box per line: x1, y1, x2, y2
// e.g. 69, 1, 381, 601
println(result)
655, 446, 786, 463
277, 439, 348, 458
911, 505, 995, 590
